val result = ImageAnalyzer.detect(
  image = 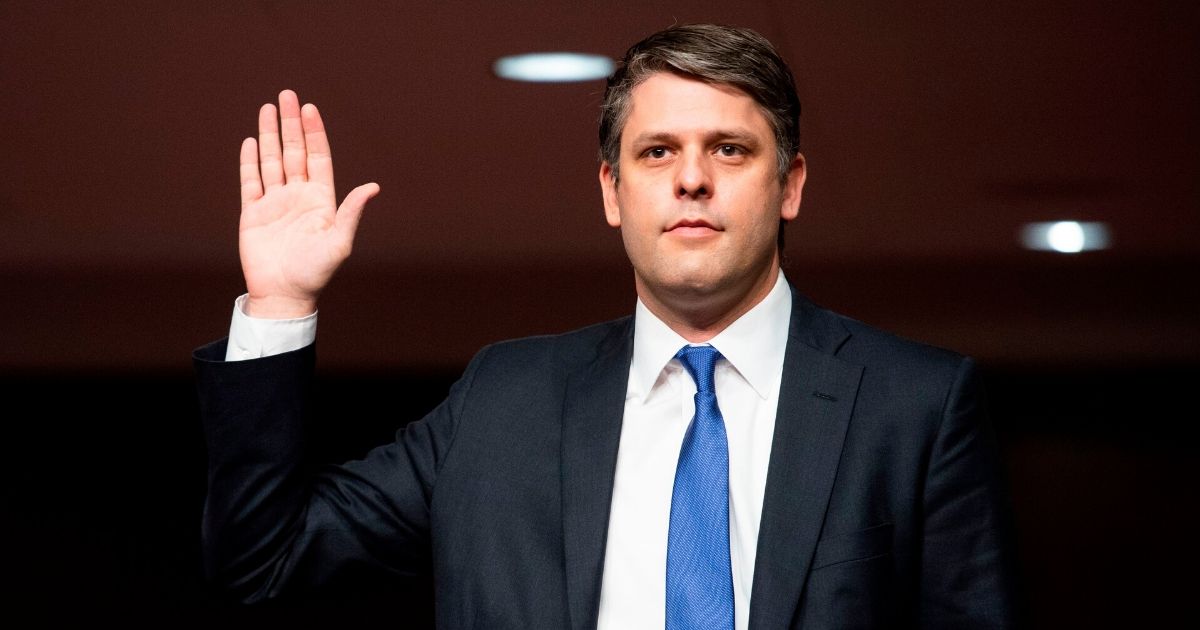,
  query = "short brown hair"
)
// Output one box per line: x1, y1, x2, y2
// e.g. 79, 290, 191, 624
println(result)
599, 23, 802, 183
